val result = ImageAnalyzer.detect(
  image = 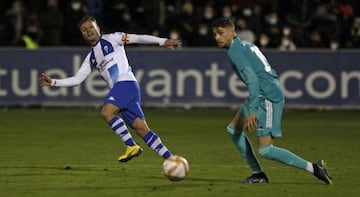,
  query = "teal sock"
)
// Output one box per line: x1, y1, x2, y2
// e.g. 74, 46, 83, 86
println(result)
259, 144, 307, 170
227, 126, 262, 173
